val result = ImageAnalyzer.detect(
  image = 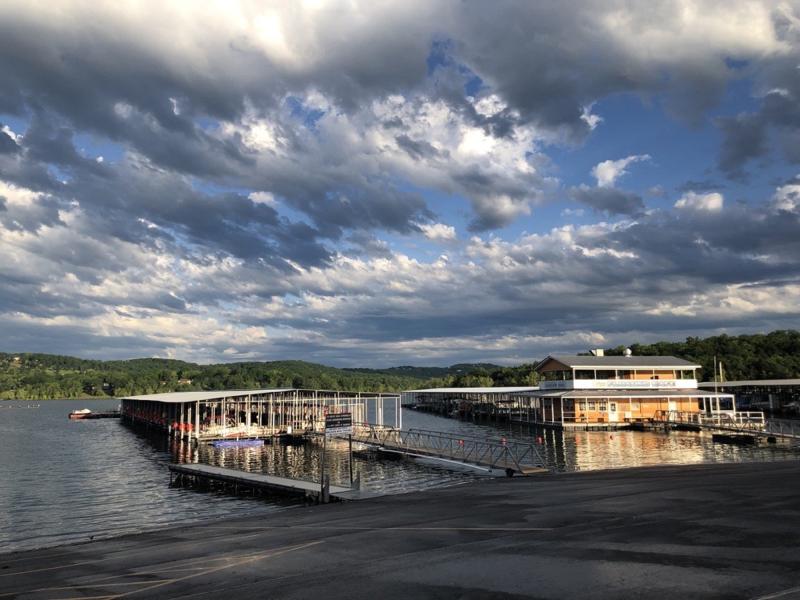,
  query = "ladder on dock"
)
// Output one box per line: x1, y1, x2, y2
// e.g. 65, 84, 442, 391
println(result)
348, 425, 549, 475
